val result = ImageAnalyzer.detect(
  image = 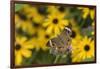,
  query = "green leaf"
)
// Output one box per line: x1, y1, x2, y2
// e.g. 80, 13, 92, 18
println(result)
22, 49, 38, 65
33, 49, 55, 64
83, 58, 94, 62
15, 4, 23, 12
